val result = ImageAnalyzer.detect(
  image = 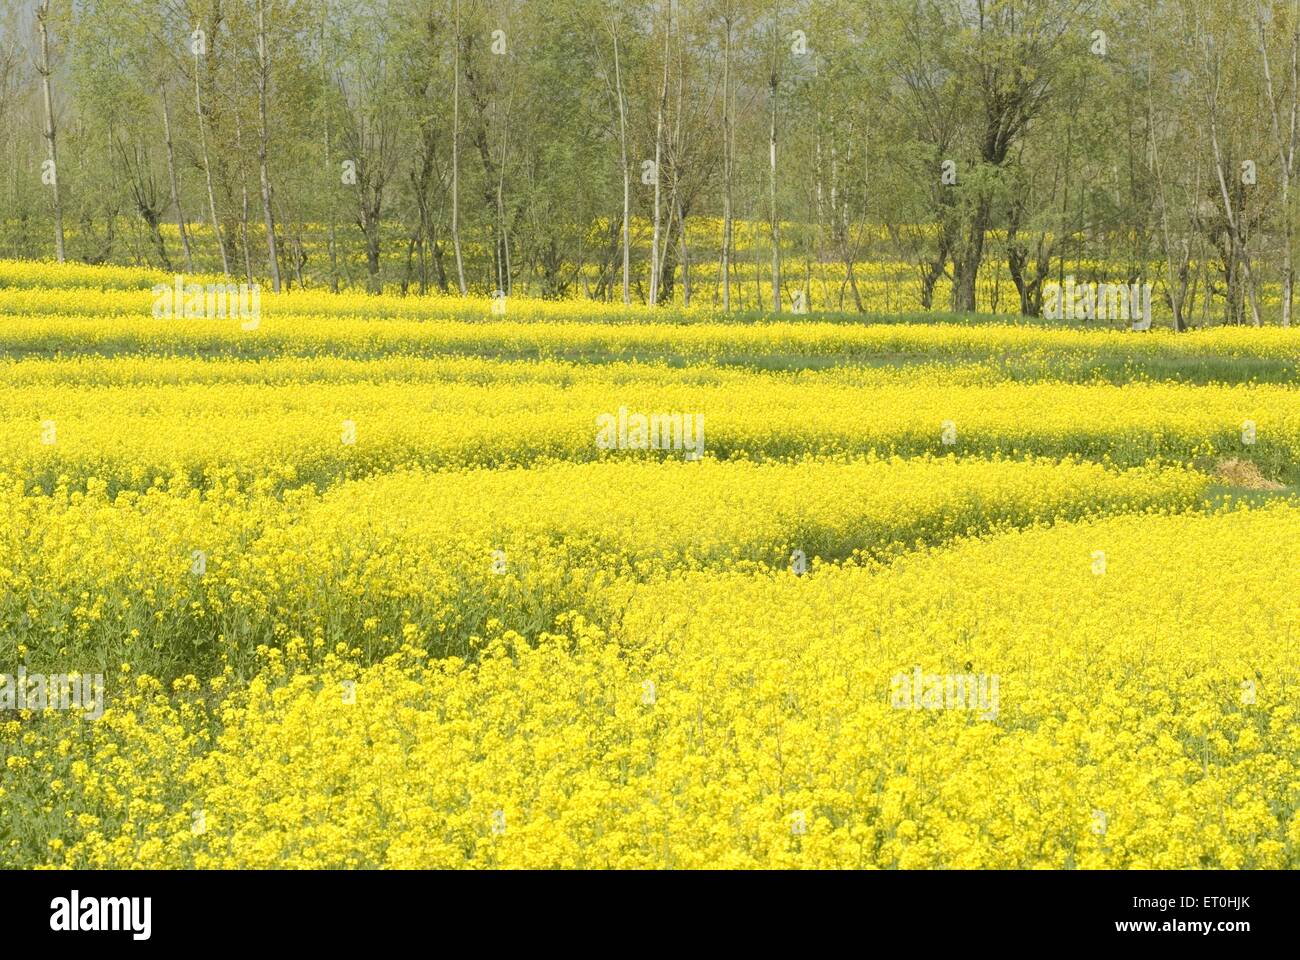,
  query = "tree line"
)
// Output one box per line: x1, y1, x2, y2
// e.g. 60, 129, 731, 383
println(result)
1, 0, 1298, 326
